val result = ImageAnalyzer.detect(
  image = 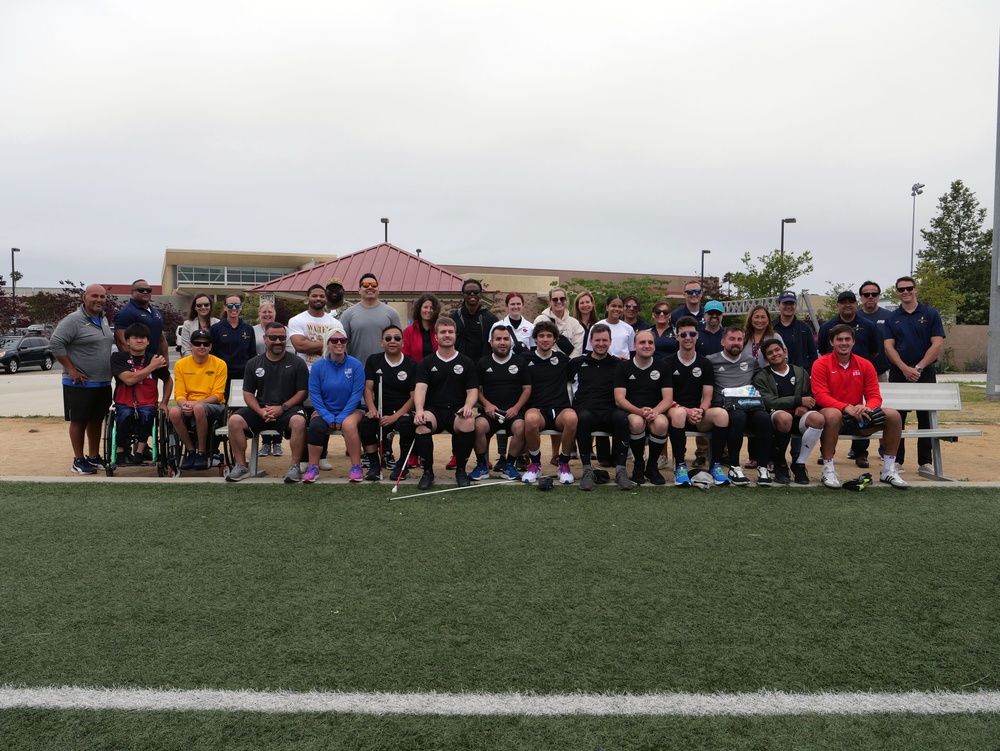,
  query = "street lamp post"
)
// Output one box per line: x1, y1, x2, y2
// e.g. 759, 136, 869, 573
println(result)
700, 249, 711, 286
381, 217, 389, 243
780, 218, 796, 258
10, 248, 20, 329
910, 183, 925, 276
